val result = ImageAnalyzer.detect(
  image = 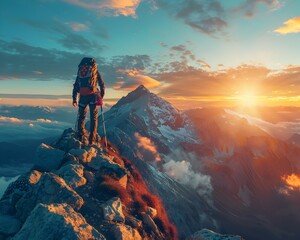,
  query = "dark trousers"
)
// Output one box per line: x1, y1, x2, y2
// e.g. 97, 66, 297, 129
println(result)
77, 94, 98, 143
